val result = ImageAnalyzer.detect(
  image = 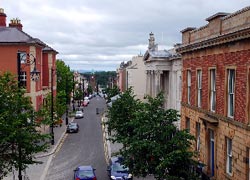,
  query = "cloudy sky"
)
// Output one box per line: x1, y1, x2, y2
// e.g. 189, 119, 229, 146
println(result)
1, 0, 249, 71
